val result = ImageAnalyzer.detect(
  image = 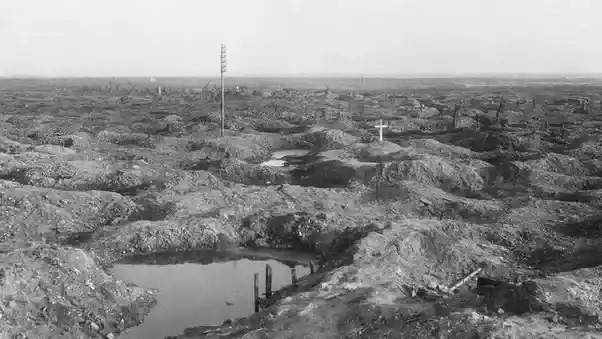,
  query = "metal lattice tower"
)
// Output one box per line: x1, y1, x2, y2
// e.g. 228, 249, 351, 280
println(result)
220, 44, 227, 137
